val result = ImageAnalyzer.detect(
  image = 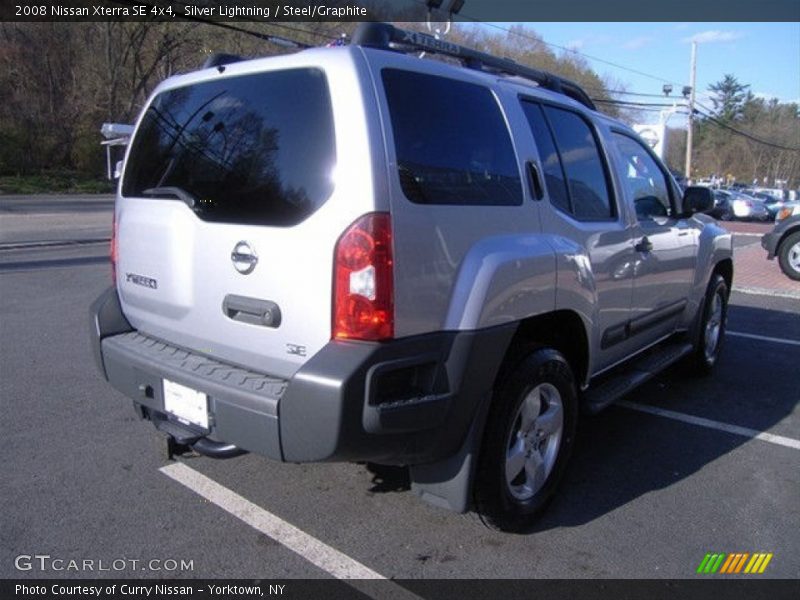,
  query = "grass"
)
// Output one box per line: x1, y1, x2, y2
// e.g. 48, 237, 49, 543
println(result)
0, 171, 115, 195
